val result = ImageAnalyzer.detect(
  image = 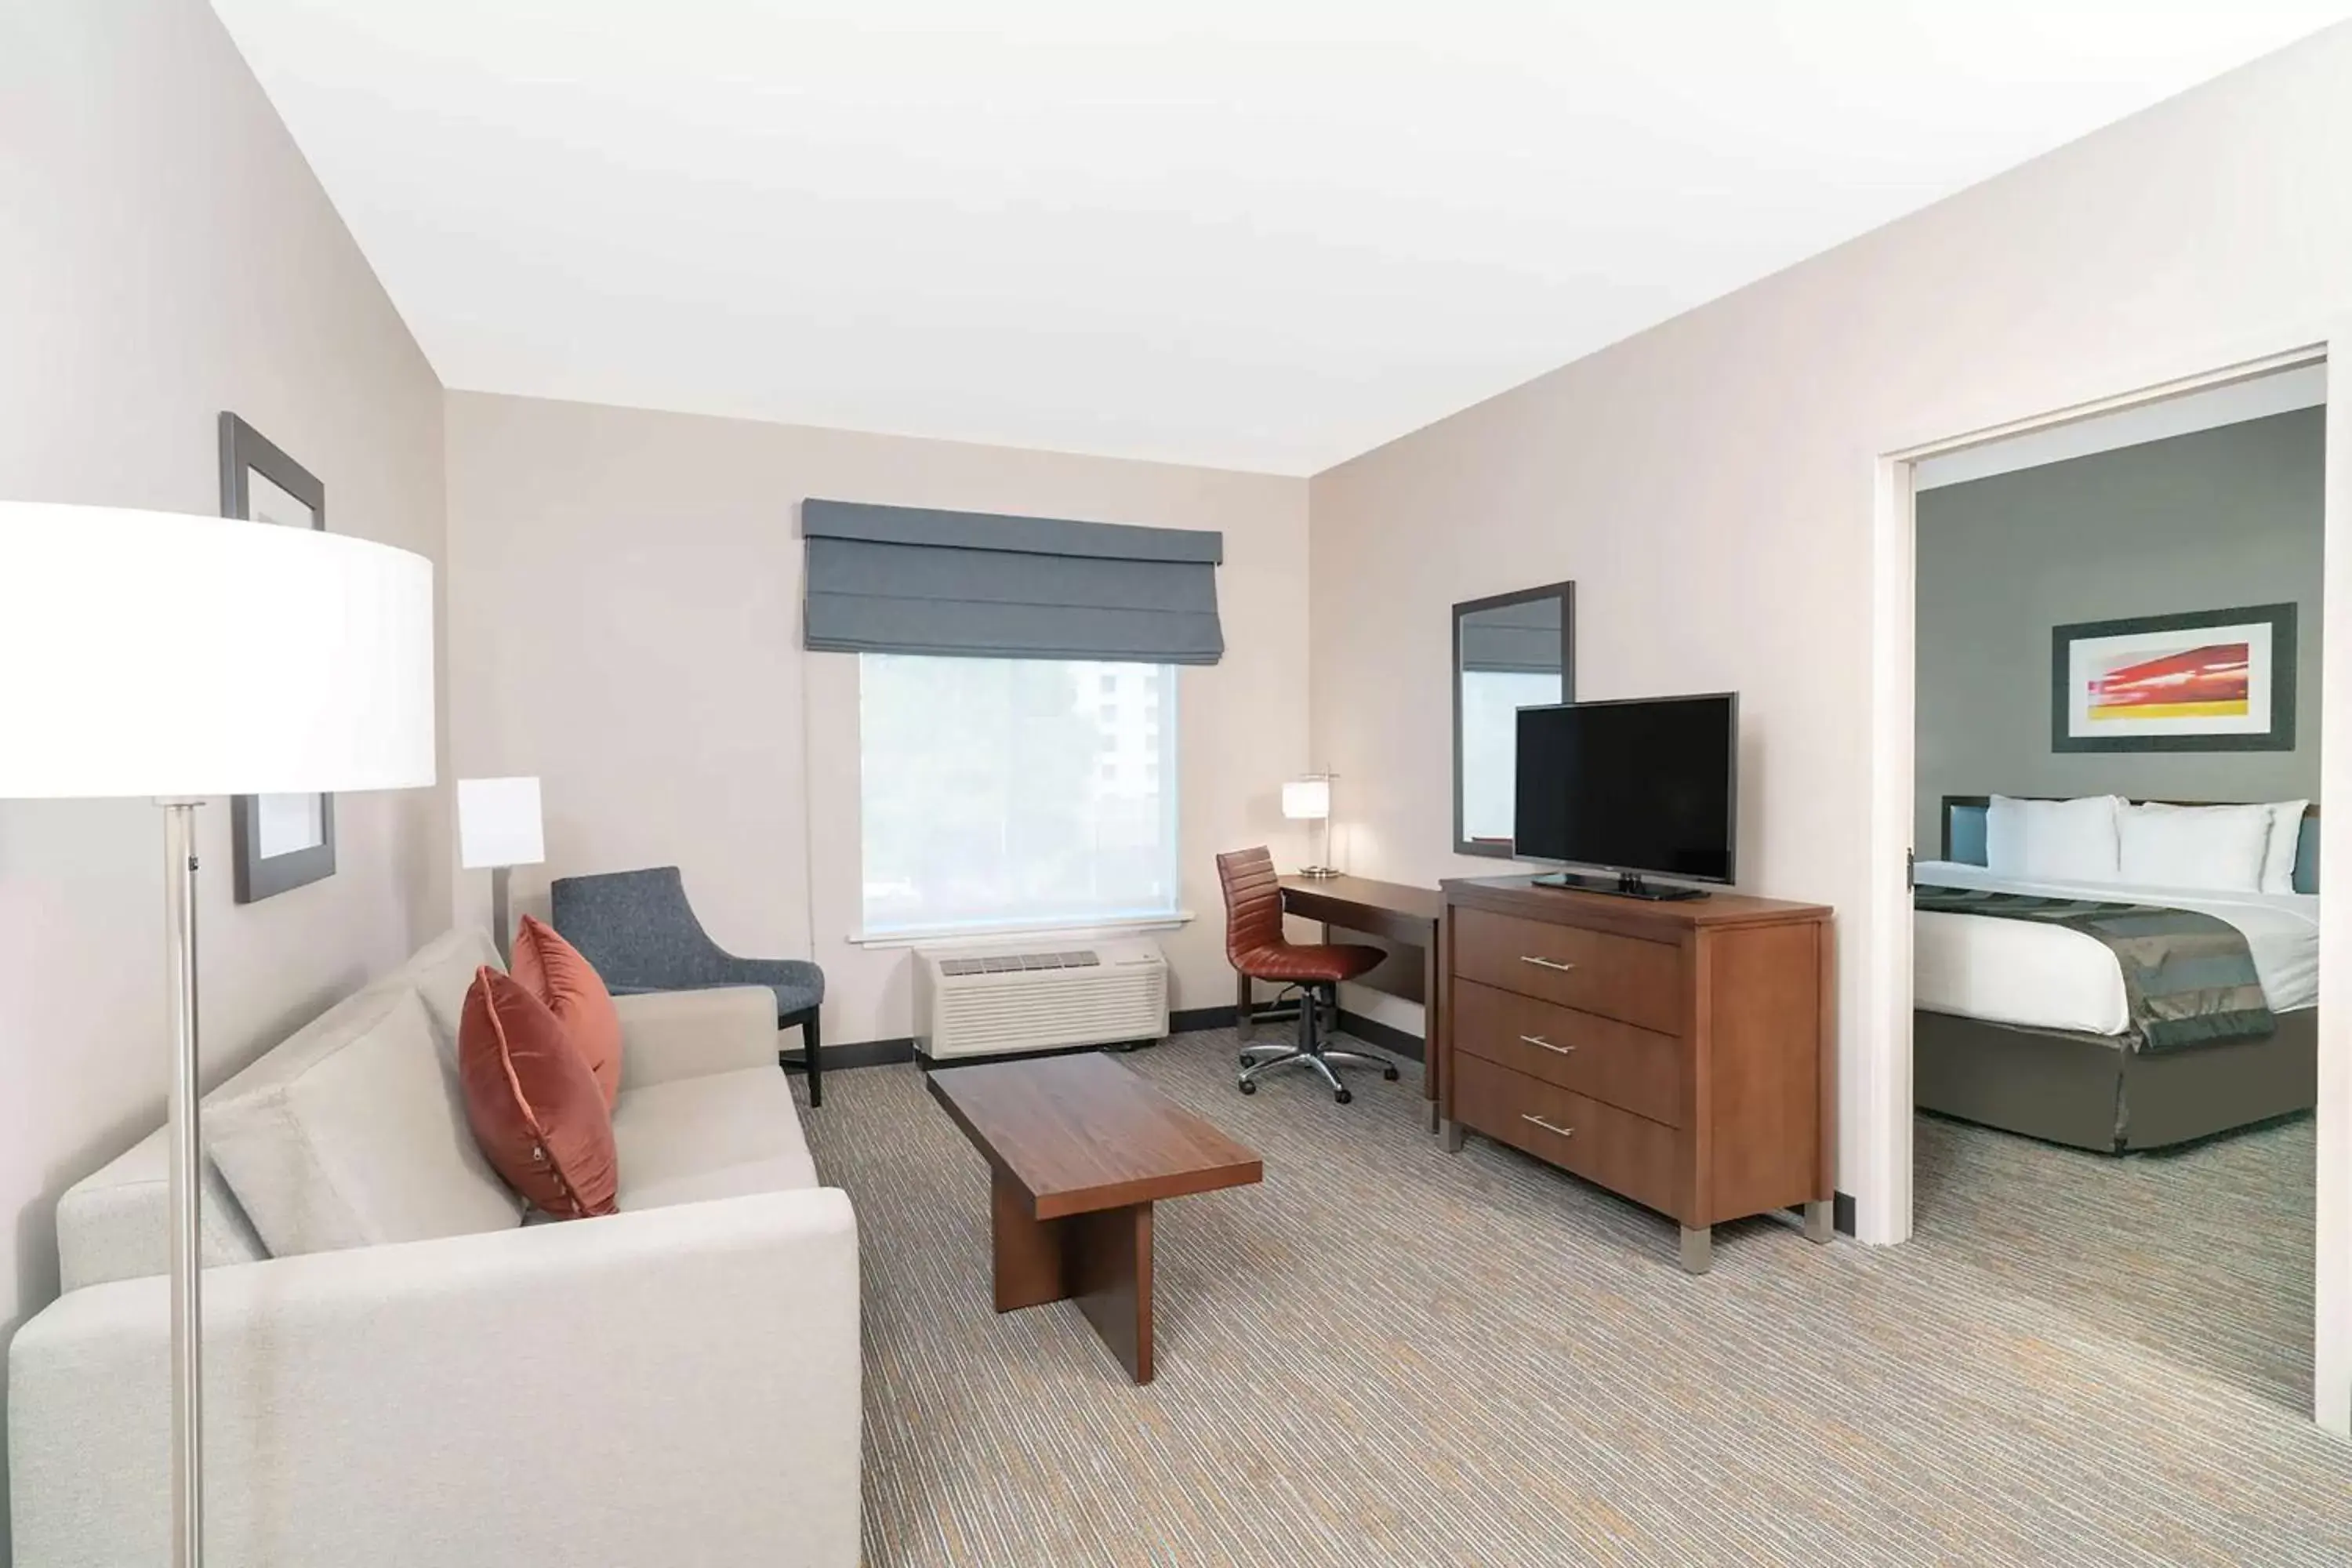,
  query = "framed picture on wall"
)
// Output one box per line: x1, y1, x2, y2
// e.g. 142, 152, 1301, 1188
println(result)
2050, 601, 2296, 753
219, 412, 339, 902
